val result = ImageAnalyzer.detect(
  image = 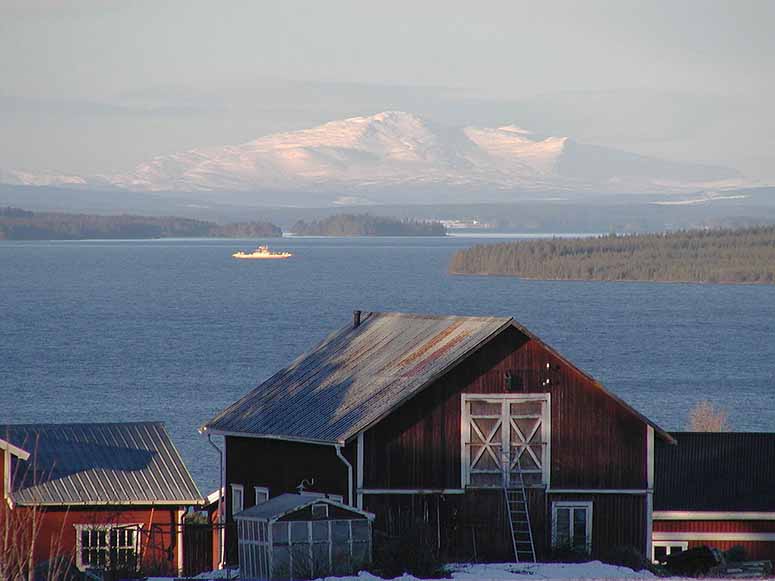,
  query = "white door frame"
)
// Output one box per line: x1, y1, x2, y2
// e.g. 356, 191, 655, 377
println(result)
461, 393, 551, 488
